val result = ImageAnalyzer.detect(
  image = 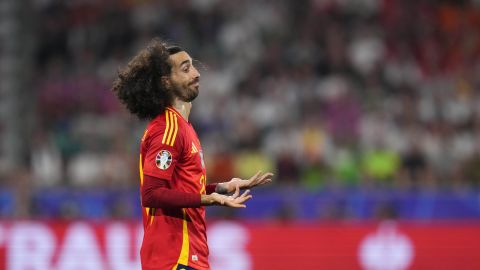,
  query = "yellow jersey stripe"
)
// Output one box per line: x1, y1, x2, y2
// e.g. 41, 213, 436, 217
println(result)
173, 209, 190, 269
149, 208, 155, 225
167, 107, 179, 117
165, 111, 176, 145
139, 154, 144, 186
141, 129, 149, 142
165, 108, 180, 147
145, 207, 150, 219
170, 113, 179, 146
162, 110, 170, 144
139, 153, 151, 219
